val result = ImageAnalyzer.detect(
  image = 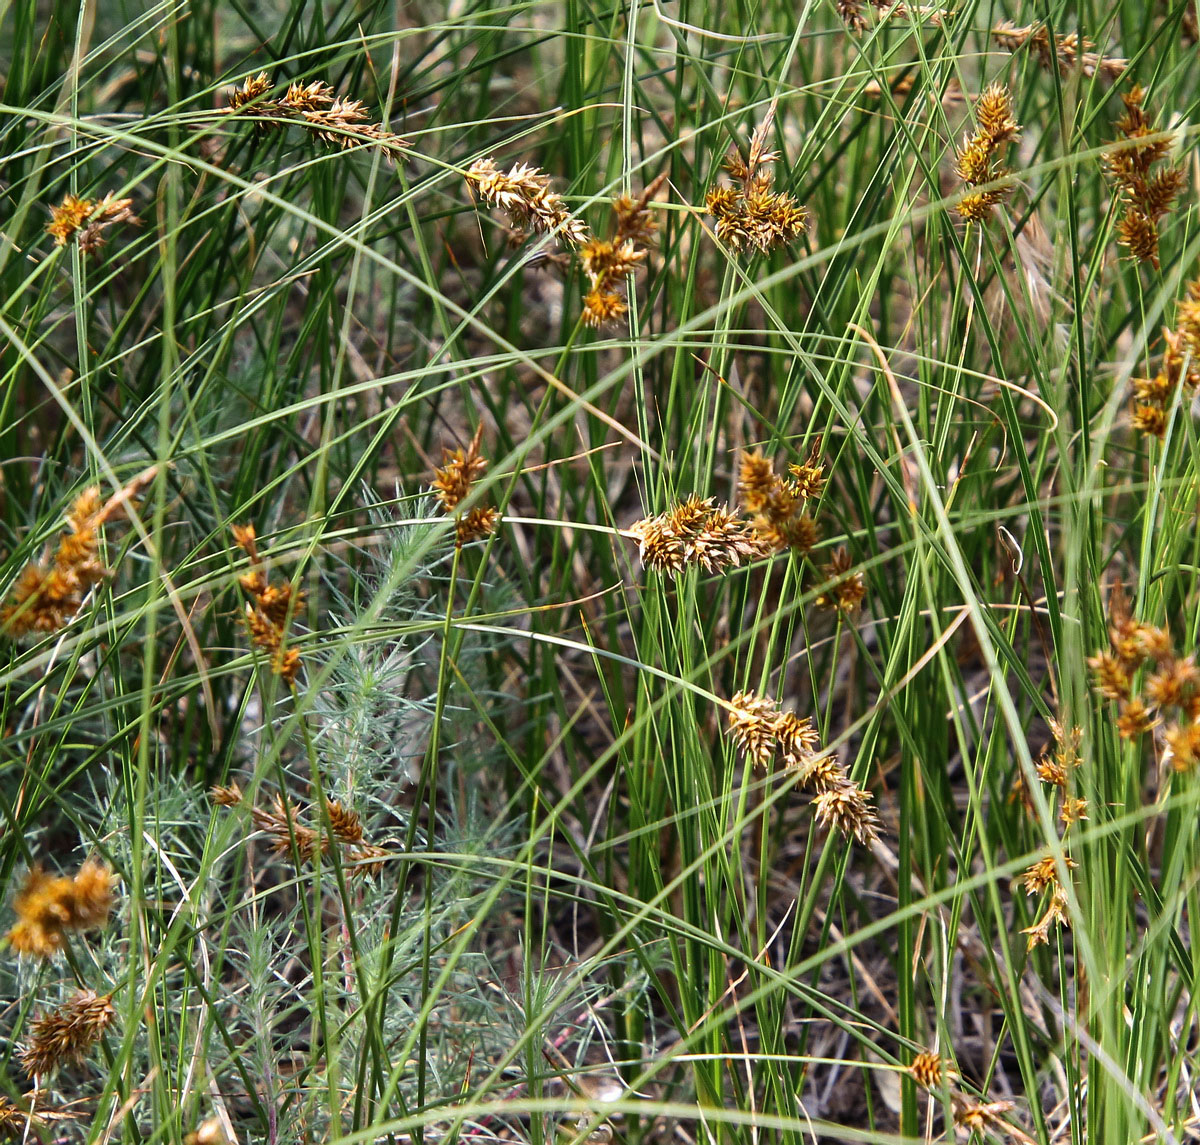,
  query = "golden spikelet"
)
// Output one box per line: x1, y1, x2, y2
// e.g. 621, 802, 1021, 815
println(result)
1105, 86, 1183, 268
5, 859, 115, 959
431, 426, 499, 546
218, 788, 385, 876
992, 21, 1126, 79
20, 989, 116, 1078
465, 158, 588, 247
1021, 884, 1070, 948
909, 1050, 955, 1090
227, 72, 406, 161
705, 112, 808, 254
46, 191, 139, 252
812, 781, 880, 845
737, 447, 825, 556
2, 472, 156, 639
232, 524, 304, 684
0, 1096, 49, 1140
628, 496, 771, 577
725, 691, 878, 843
815, 547, 866, 613
1128, 281, 1200, 437
955, 84, 1021, 222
